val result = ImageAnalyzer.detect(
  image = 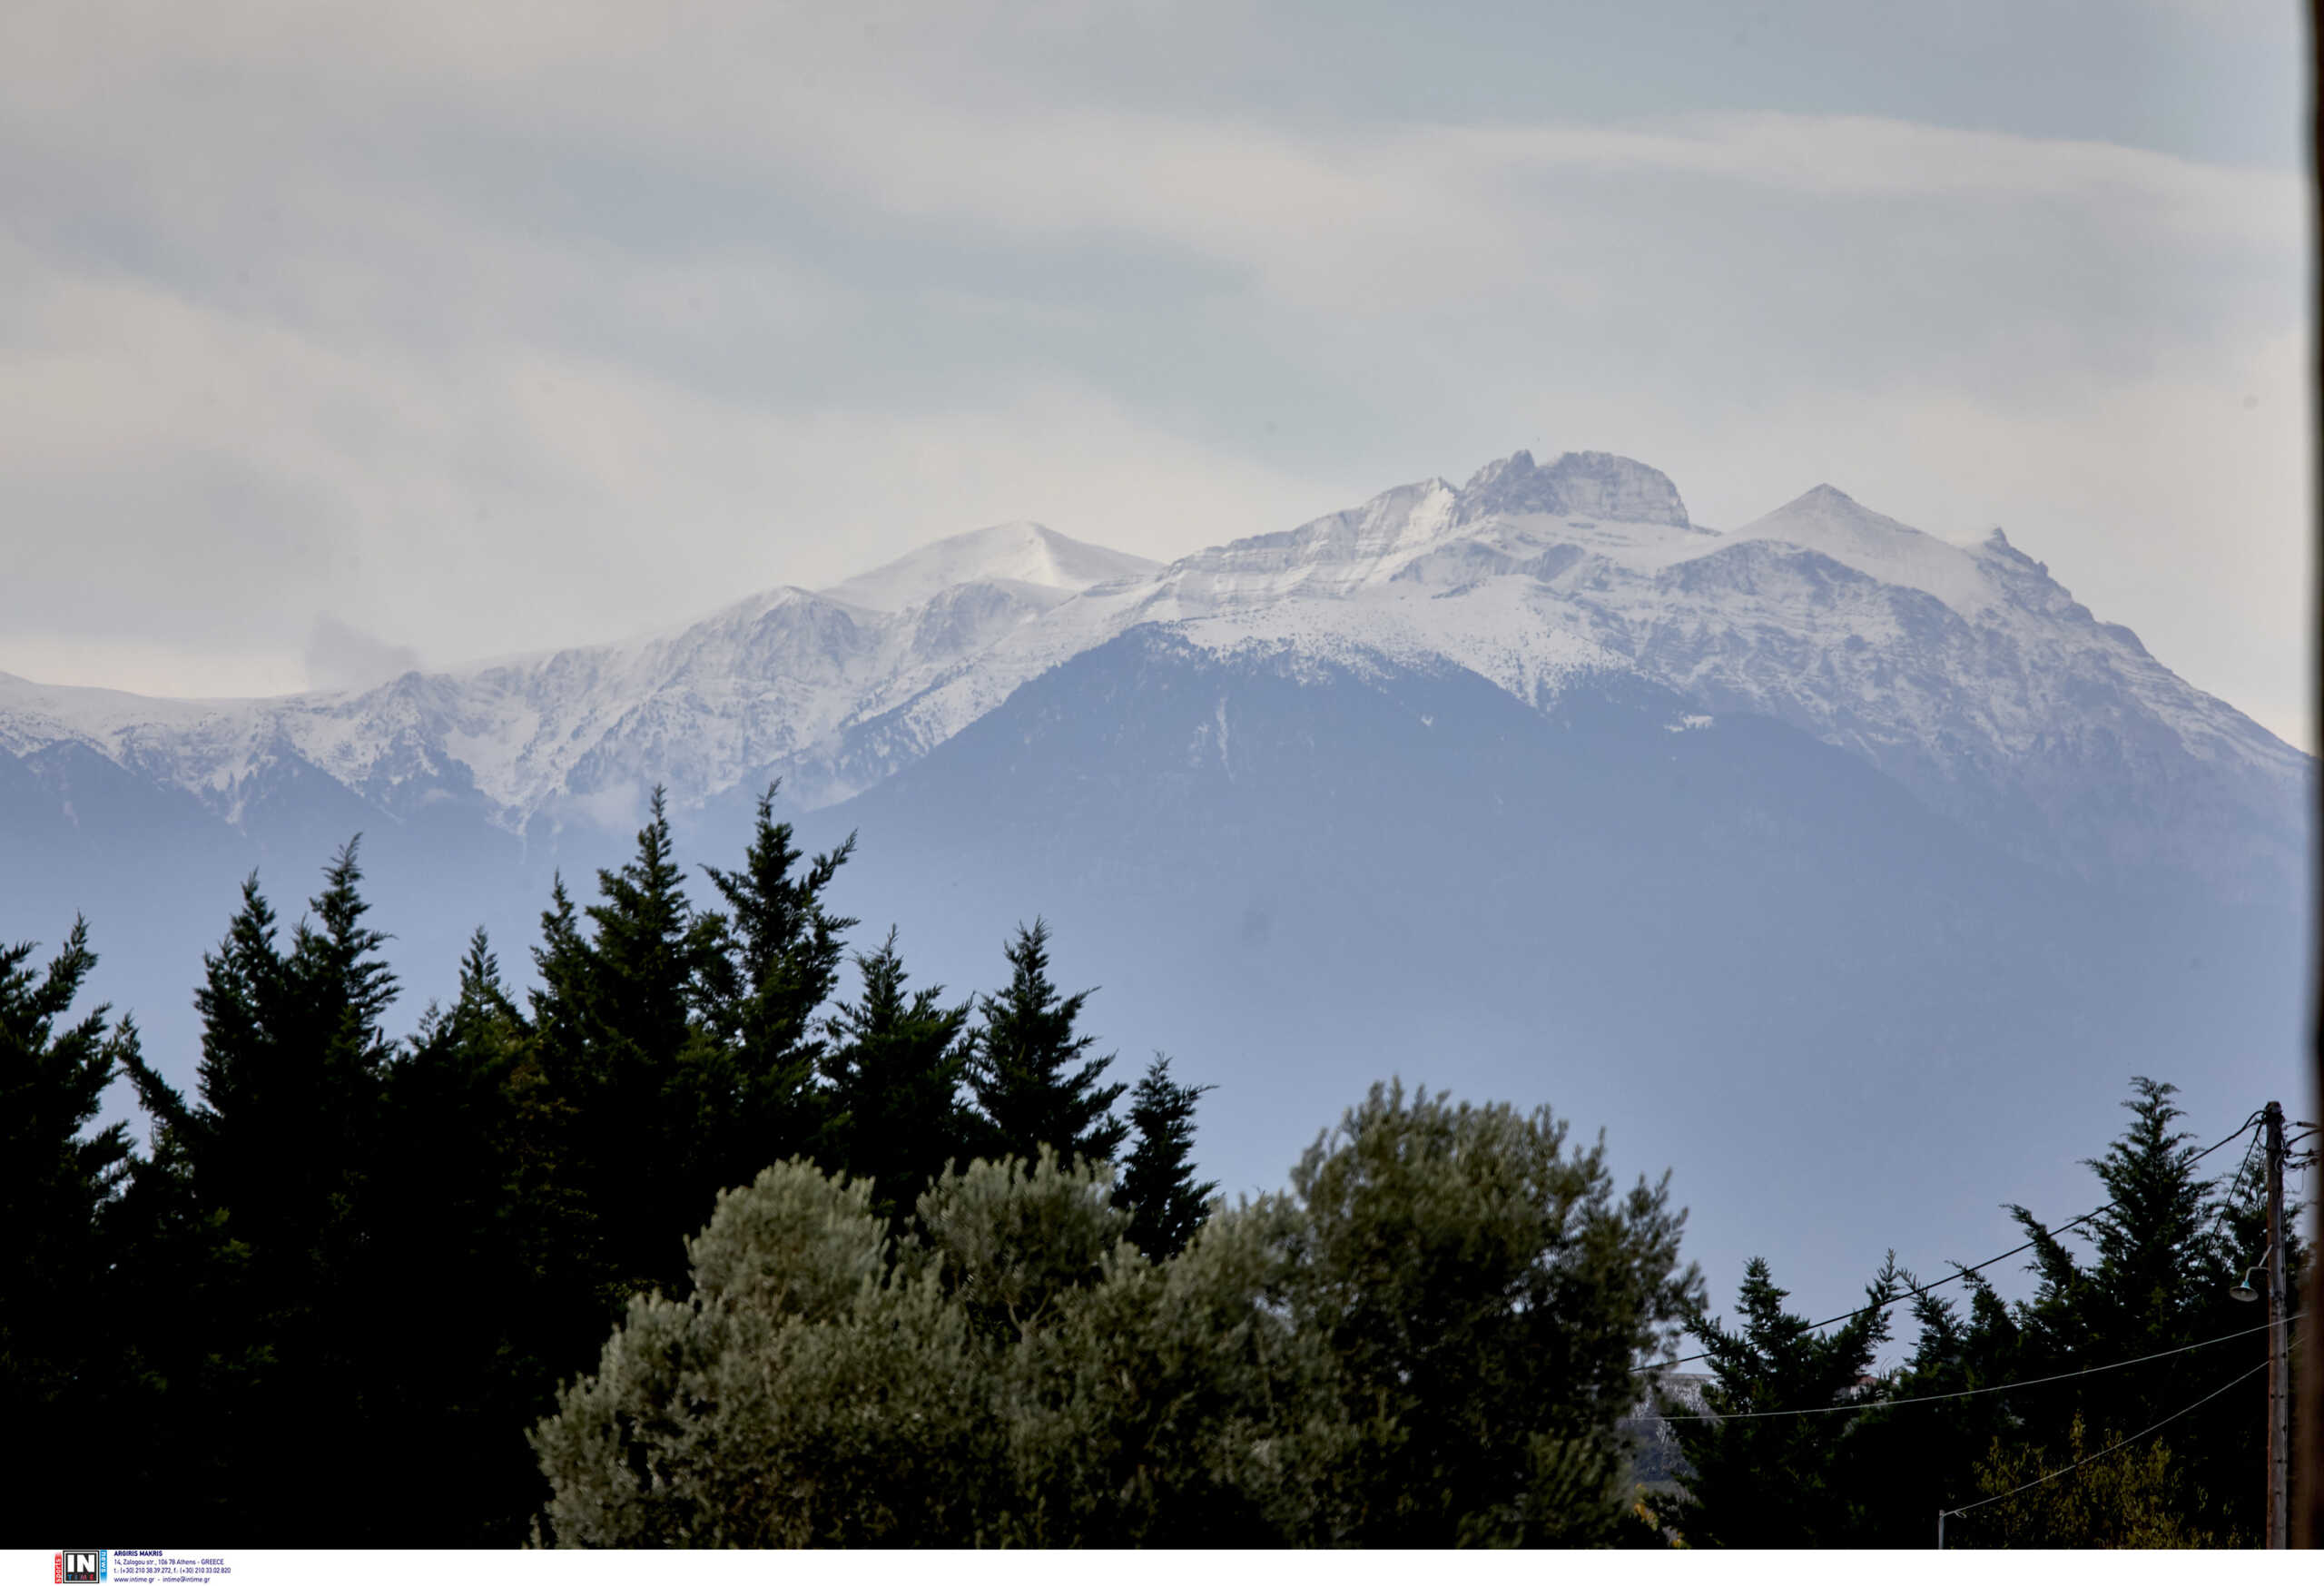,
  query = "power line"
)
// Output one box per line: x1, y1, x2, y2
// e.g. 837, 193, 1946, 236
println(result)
1635, 1310, 2302, 1423
1637, 1110, 2266, 1374
1940, 1352, 2279, 1524
2197, 1124, 2268, 1260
